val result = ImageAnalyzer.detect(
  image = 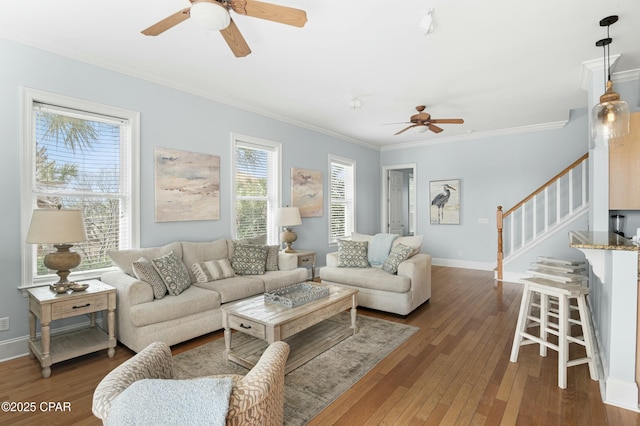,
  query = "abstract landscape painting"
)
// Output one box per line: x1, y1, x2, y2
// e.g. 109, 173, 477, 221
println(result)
155, 147, 220, 222
291, 167, 323, 218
